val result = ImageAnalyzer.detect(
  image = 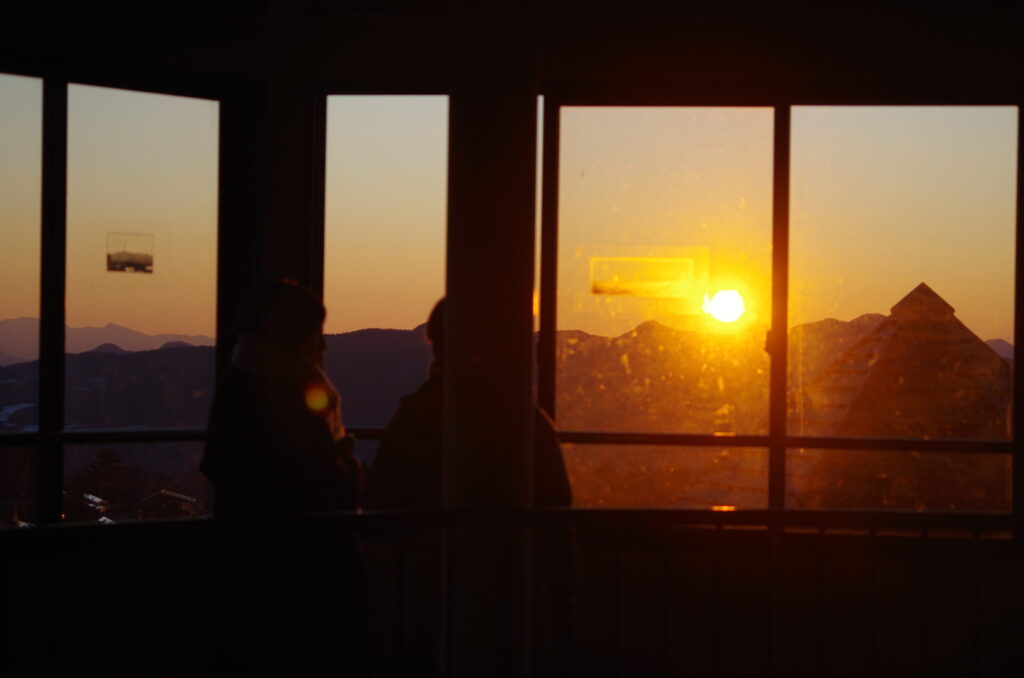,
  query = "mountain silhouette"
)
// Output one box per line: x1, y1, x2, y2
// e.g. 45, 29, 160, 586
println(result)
0, 318, 214, 362
88, 343, 126, 354
0, 324, 434, 432
324, 325, 433, 428
791, 282, 1011, 440
0, 349, 25, 367
0, 290, 1014, 513
986, 338, 1014, 362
